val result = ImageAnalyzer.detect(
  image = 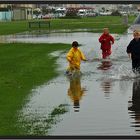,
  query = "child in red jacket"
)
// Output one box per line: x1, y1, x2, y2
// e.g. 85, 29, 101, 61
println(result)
99, 28, 114, 59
